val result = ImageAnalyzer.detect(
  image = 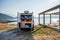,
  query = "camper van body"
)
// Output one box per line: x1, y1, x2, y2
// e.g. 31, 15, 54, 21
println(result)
17, 11, 34, 31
